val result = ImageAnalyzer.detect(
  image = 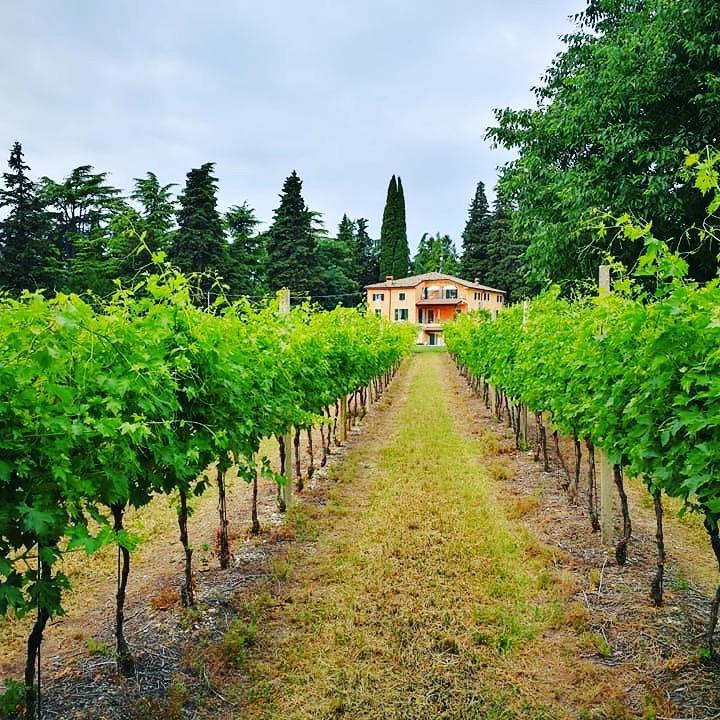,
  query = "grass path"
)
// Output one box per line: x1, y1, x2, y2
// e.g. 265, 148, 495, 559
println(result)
207, 353, 608, 720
